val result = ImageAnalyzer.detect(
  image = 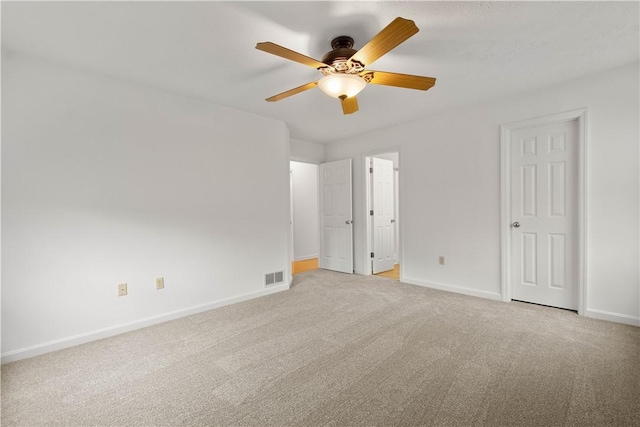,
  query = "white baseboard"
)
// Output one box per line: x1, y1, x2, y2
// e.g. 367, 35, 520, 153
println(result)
403, 280, 639, 327
401, 277, 503, 301
1, 283, 290, 364
586, 309, 640, 327
293, 255, 318, 261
